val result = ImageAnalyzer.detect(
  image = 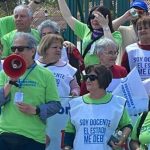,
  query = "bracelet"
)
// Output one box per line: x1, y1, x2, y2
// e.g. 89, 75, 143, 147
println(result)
33, 0, 41, 4
103, 26, 110, 31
